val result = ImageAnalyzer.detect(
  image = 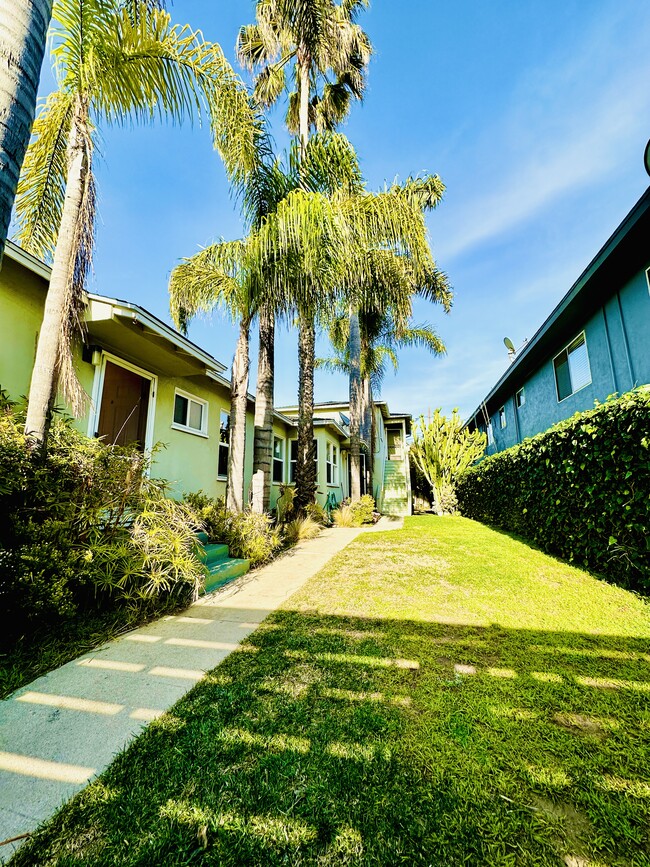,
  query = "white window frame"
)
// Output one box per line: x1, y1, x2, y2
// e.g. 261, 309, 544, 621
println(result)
486, 422, 494, 446
326, 442, 338, 485
646, 266, 650, 296
553, 331, 592, 403
272, 436, 285, 484
217, 409, 230, 480
498, 407, 506, 429
87, 351, 157, 454
171, 388, 208, 438
515, 387, 525, 408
